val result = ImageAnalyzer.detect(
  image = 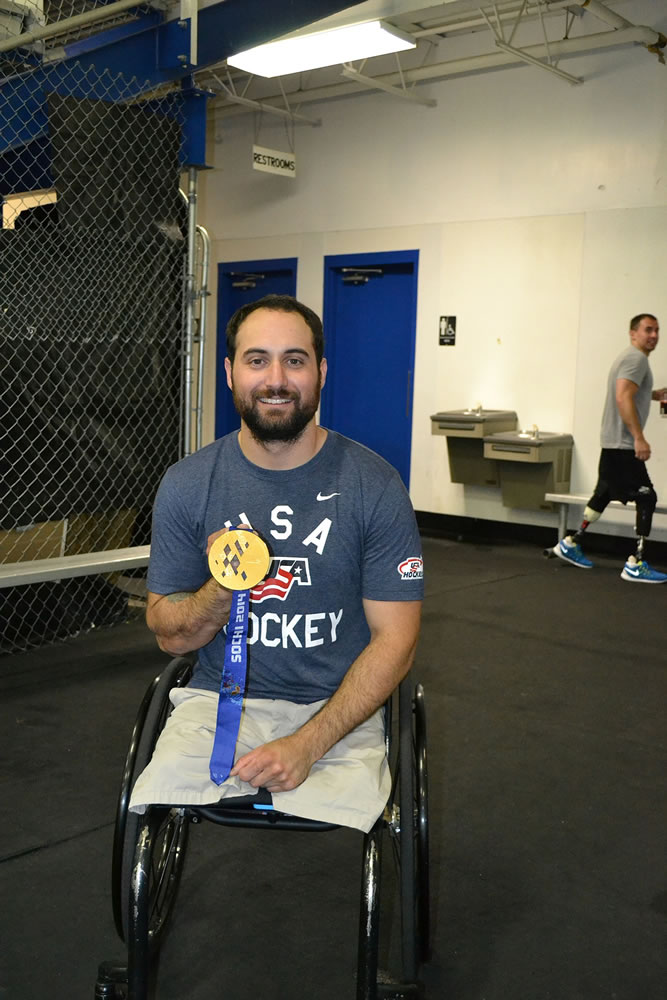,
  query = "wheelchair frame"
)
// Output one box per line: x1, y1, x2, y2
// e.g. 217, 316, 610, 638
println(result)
96, 657, 430, 1000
